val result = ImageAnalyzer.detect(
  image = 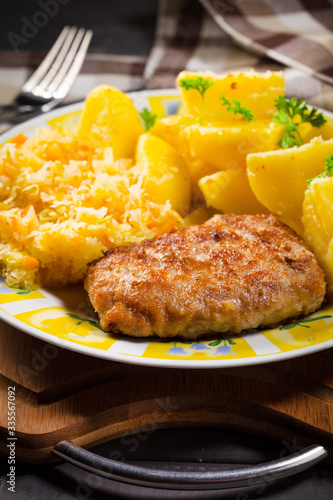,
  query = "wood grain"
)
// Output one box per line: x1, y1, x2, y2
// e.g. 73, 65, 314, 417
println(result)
0, 321, 332, 464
